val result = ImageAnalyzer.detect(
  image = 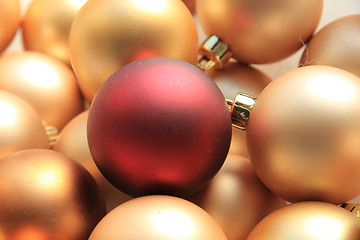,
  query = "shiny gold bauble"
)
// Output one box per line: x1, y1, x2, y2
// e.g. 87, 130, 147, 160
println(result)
0, 149, 106, 239
0, 90, 49, 159
188, 155, 286, 240
89, 195, 227, 240
0, 0, 20, 54
248, 201, 360, 240
196, 0, 323, 64
247, 65, 360, 204
300, 14, 360, 78
22, 0, 88, 65
208, 62, 272, 157
0, 52, 84, 131
53, 110, 132, 212
69, 0, 199, 102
